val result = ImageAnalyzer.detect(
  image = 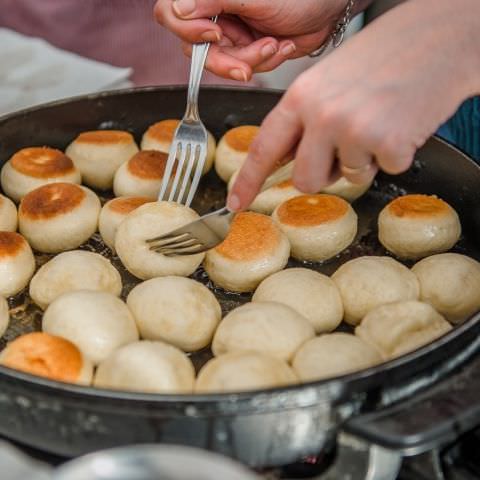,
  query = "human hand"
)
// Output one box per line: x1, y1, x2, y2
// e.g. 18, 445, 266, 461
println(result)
154, 0, 352, 81
227, 0, 478, 210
